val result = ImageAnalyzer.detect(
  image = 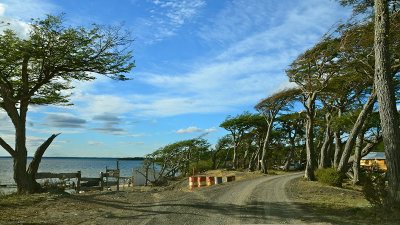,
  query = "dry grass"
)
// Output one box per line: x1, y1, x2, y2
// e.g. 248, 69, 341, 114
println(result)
291, 178, 400, 225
